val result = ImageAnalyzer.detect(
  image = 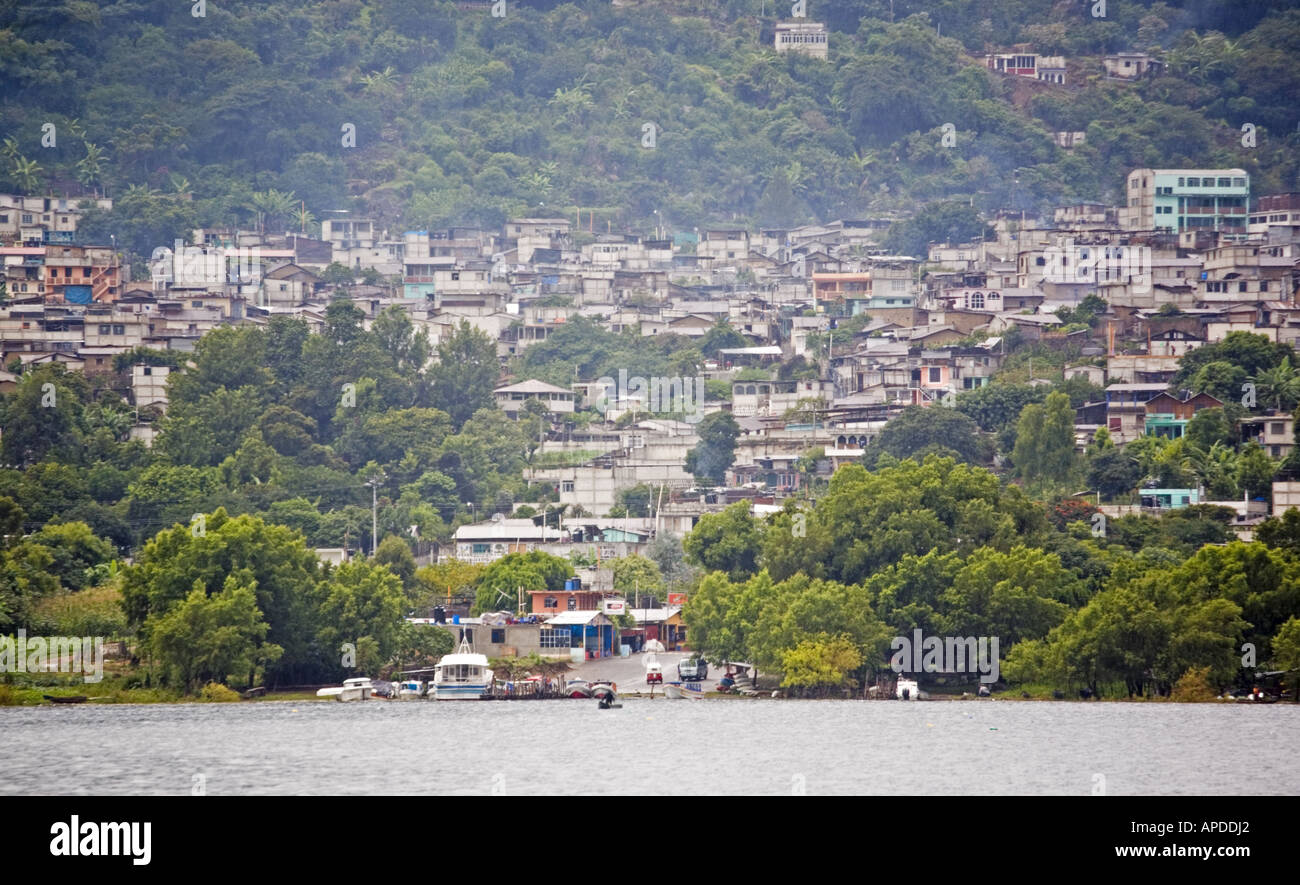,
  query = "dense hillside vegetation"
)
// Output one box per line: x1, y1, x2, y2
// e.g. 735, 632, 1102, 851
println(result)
4, 0, 1300, 258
